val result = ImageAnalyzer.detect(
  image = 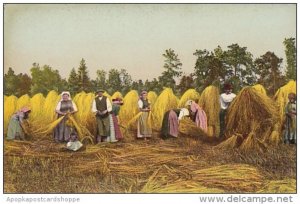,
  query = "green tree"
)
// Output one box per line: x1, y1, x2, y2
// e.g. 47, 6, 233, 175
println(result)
144, 78, 162, 94
94, 69, 107, 92
107, 69, 122, 94
223, 43, 255, 89
254, 52, 285, 95
17, 73, 32, 96
177, 74, 194, 95
30, 63, 65, 96
283, 37, 296, 80
120, 69, 132, 94
159, 49, 182, 90
4, 67, 32, 97
4, 67, 19, 96
77, 58, 91, 92
68, 68, 80, 95
193, 49, 225, 92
